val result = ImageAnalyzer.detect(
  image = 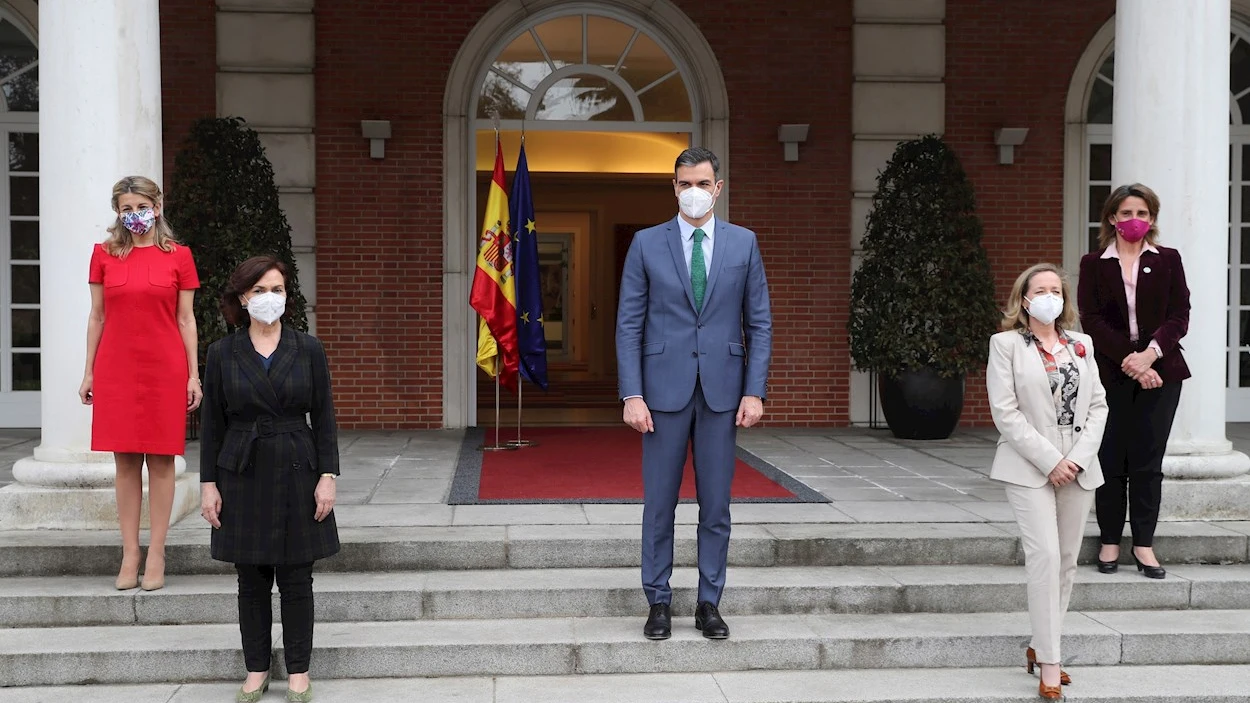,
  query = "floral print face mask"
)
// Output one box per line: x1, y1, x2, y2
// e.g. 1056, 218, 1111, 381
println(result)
121, 208, 156, 235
